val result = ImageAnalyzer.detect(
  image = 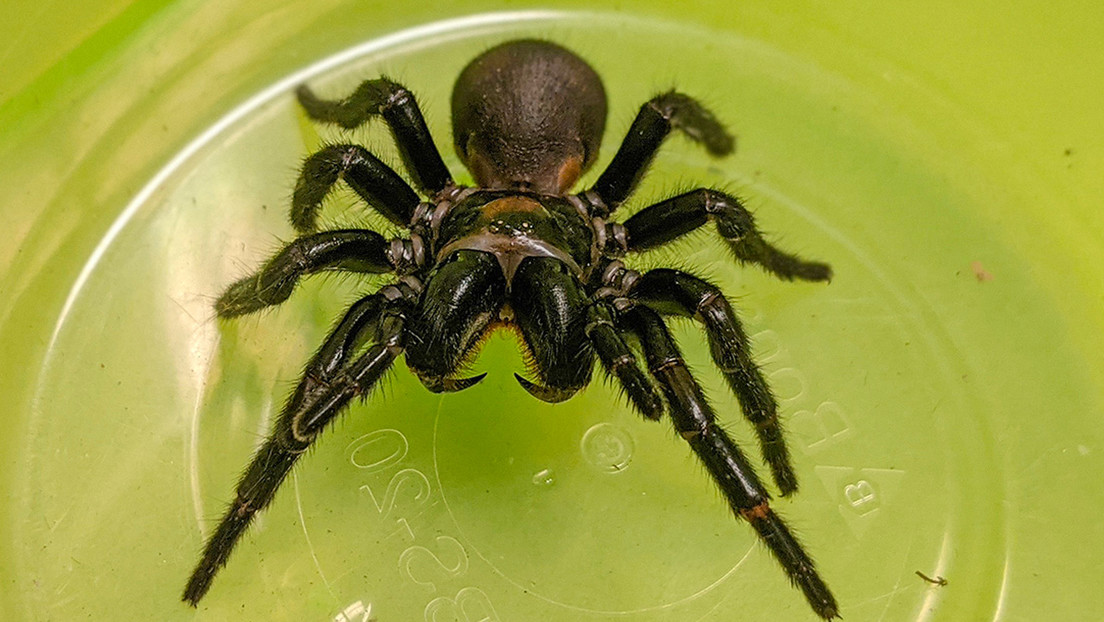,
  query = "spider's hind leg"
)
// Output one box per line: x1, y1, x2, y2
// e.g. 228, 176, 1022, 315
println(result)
630, 268, 799, 495
183, 284, 414, 605
297, 78, 453, 195
622, 304, 837, 620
